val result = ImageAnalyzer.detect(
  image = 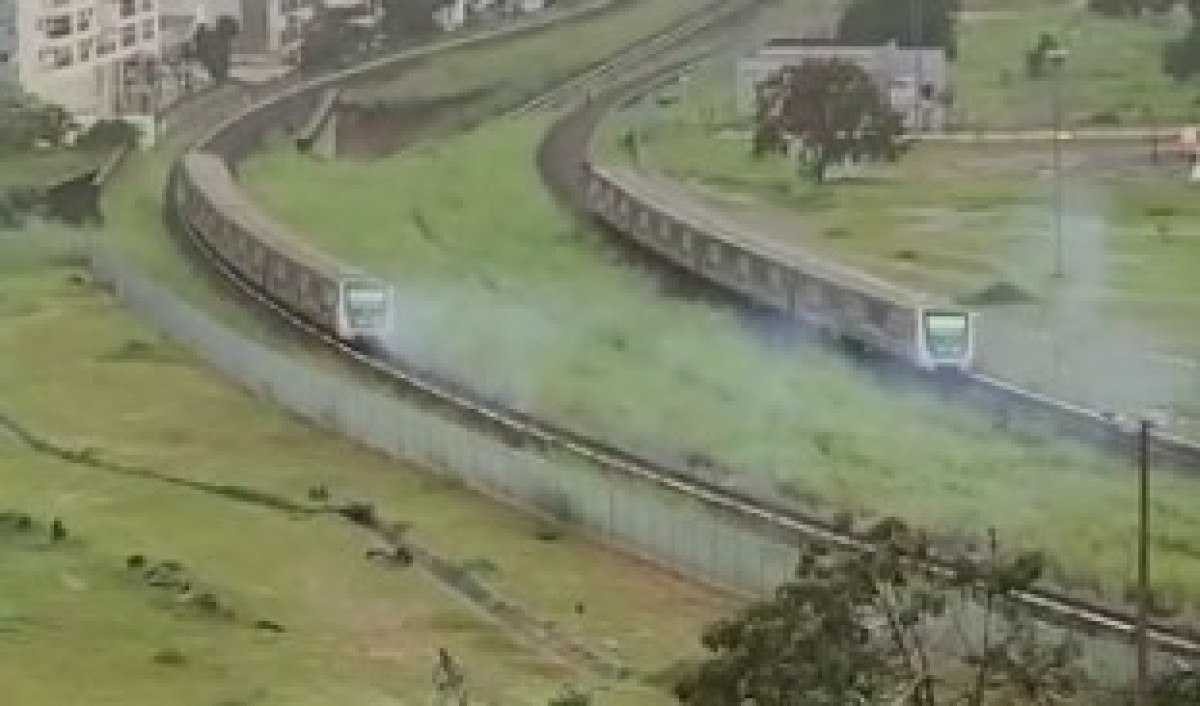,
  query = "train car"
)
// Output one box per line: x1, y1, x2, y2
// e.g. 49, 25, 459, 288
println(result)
584, 163, 974, 371
172, 152, 395, 345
